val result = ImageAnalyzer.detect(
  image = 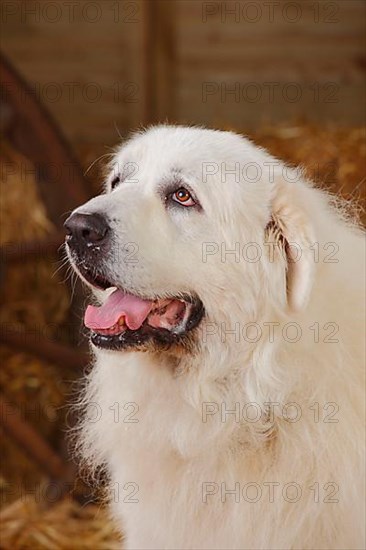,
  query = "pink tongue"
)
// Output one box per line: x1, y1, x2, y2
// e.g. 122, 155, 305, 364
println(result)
84, 289, 153, 331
